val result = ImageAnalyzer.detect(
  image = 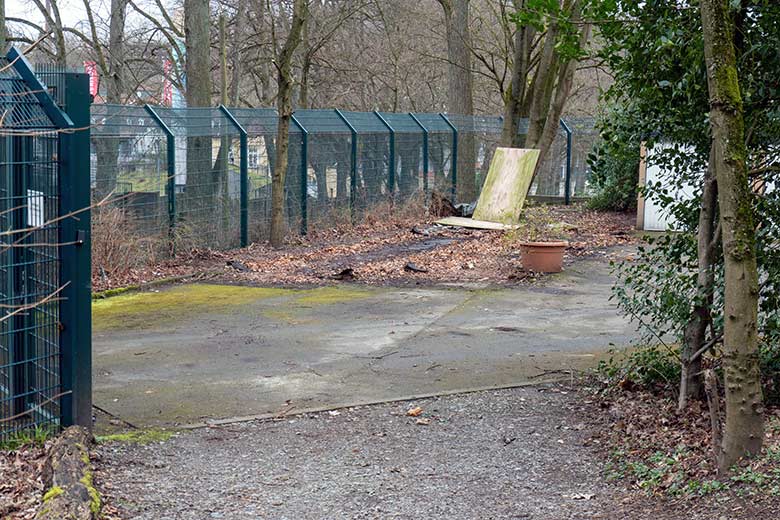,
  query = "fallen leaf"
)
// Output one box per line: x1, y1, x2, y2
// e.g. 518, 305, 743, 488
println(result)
406, 406, 423, 417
